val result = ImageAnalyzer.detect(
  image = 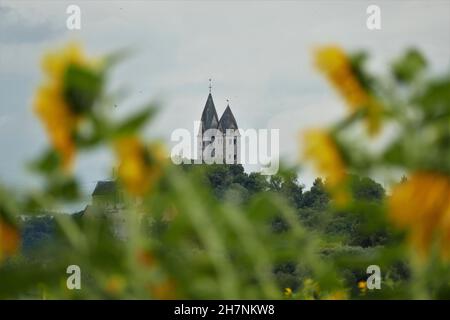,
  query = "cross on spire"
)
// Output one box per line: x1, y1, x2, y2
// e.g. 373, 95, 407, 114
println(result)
208, 78, 212, 94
